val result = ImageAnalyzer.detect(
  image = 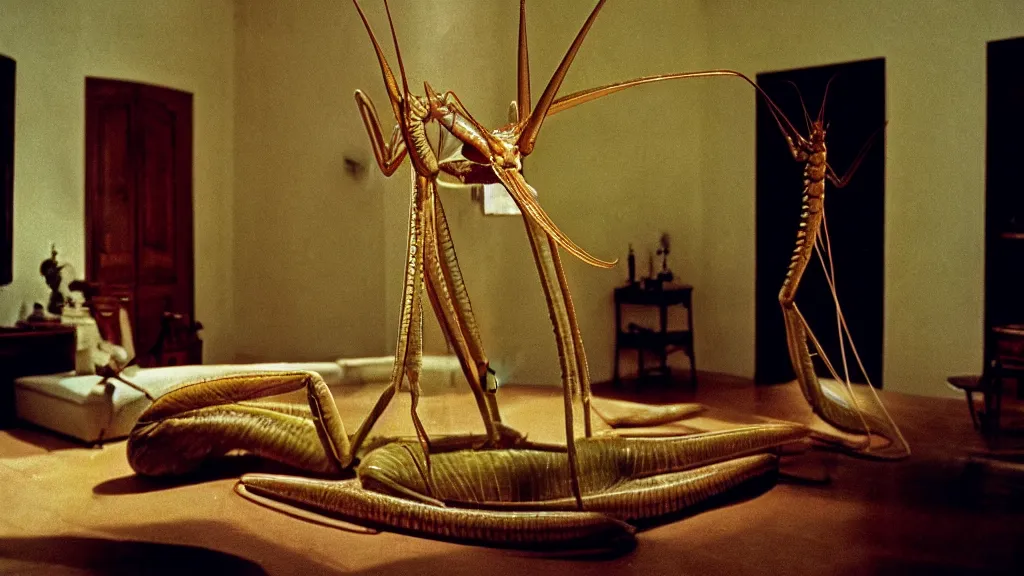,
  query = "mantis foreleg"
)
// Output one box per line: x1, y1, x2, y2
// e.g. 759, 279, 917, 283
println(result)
128, 372, 354, 474
354, 90, 407, 176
